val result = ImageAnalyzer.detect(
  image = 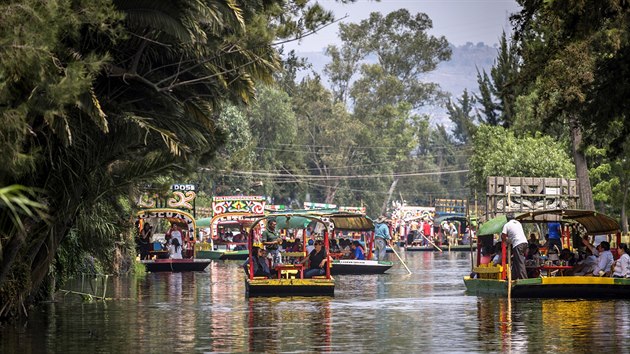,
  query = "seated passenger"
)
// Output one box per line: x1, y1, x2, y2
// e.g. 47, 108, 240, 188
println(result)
351, 241, 365, 260
242, 247, 272, 278
572, 248, 597, 275
168, 238, 183, 259
584, 239, 614, 276
299, 240, 328, 278
491, 242, 503, 265
612, 243, 630, 278
559, 248, 577, 266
